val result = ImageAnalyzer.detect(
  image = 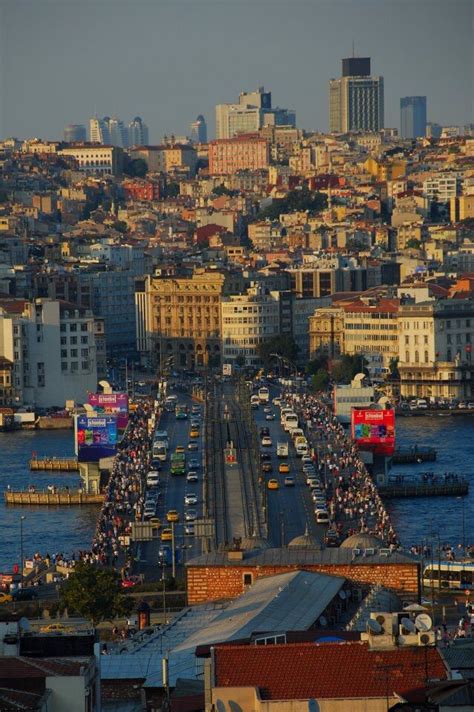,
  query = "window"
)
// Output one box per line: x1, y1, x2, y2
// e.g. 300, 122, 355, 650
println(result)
60, 324, 66, 333
61, 337, 67, 345
70, 362, 78, 372
81, 323, 88, 331
81, 336, 88, 344
81, 349, 88, 357
61, 362, 67, 371
70, 336, 77, 345
415, 351, 419, 363
424, 351, 429, 363
61, 349, 67, 358
69, 323, 77, 332
243, 573, 253, 587
82, 361, 89, 370
70, 349, 78, 357
405, 335, 409, 345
